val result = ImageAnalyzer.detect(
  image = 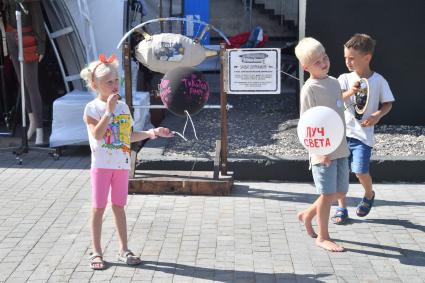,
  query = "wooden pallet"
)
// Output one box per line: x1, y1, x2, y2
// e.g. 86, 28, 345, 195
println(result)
129, 170, 234, 195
